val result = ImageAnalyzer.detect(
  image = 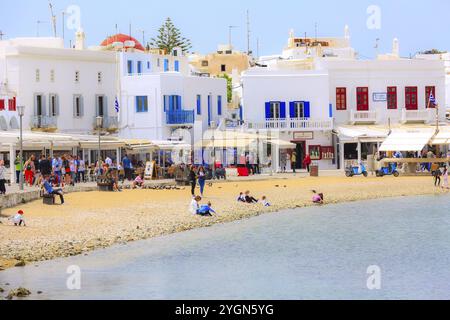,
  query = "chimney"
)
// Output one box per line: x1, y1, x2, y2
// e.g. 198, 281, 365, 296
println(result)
392, 38, 399, 57
75, 28, 86, 50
